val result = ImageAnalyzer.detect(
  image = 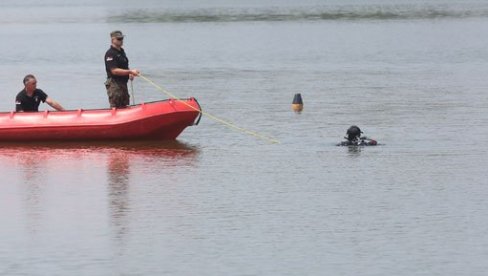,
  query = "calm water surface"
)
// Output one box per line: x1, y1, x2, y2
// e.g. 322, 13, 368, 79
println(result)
1, 1, 488, 275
